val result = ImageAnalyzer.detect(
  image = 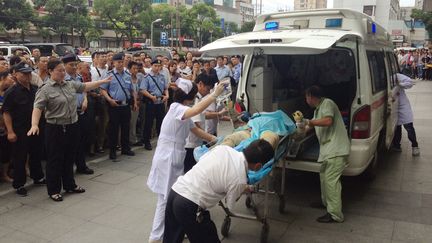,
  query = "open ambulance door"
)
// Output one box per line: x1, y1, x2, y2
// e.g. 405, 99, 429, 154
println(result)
384, 52, 400, 149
